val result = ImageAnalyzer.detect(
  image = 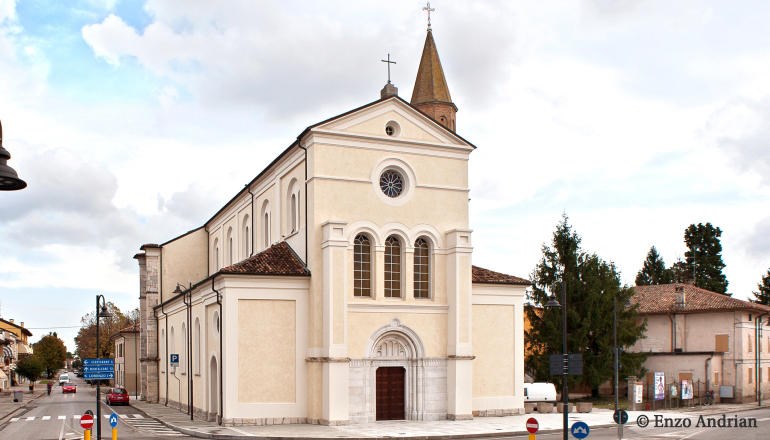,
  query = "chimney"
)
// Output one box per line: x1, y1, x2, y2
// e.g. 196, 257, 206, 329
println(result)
675, 285, 686, 309
8, 319, 13, 324
20, 322, 24, 327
